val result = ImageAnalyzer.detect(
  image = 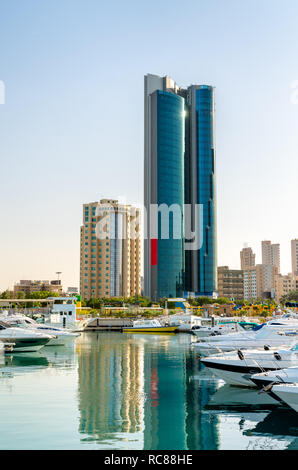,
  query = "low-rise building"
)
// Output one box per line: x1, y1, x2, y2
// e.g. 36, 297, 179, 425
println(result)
14, 280, 63, 295
201, 303, 235, 317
